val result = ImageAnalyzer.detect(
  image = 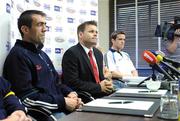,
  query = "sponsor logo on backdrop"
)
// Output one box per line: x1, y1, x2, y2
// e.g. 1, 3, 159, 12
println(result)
68, 38, 76, 44
55, 36, 65, 43
54, 5, 61, 12
90, 10, 96, 16
79, 9, 87, 15
16, 4, 24, 13
44, 48, 51, 54
90, 0, 98, 6
55, 48, 63, 54
67, 0, 74, 3
33, 0, 41, 7
6, 41, 11, 51
46, 15, 53, 21
55, 27, 63, 32
25, 0, 29, 3
66, 7, 76, 14
44, 4, 50, 10
67, 17, 74, 23
6, 3, 11, 13
46, 26, 52, 32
